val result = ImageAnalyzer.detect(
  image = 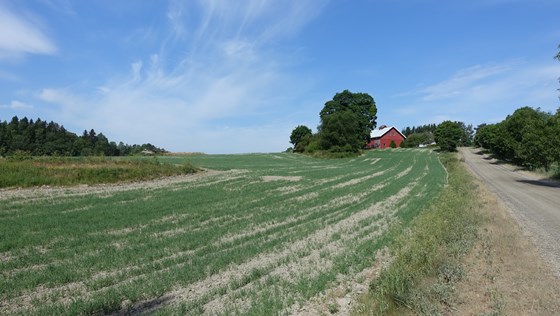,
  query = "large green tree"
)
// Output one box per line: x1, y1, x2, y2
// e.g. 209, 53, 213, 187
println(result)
318, 90, 377, 151
290, 125, 312, 150
319, 111, 364, 152
434, 121, 462, 152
